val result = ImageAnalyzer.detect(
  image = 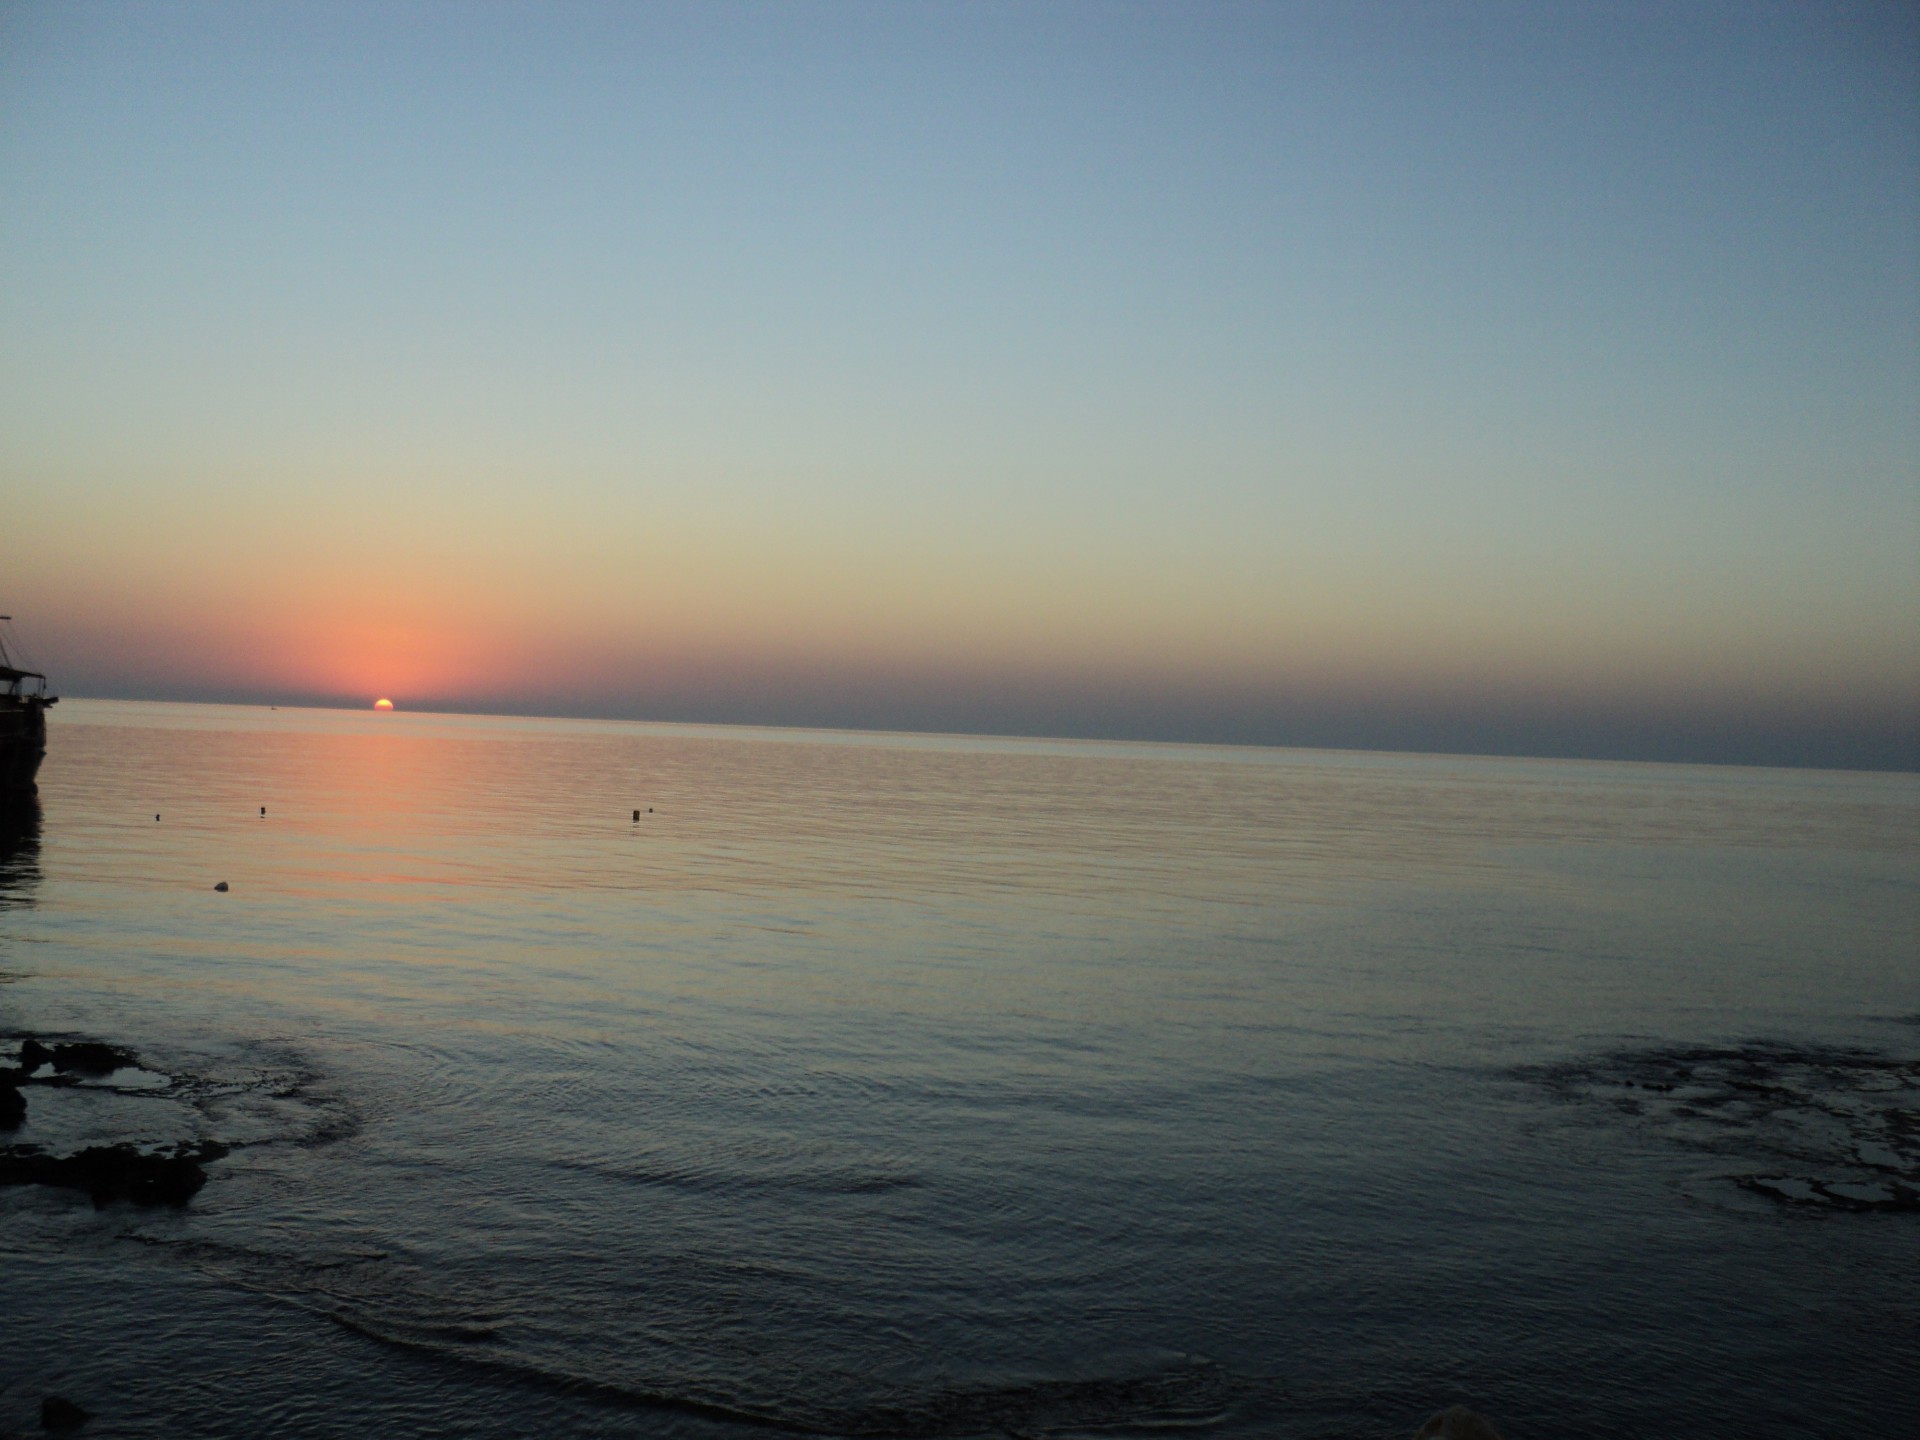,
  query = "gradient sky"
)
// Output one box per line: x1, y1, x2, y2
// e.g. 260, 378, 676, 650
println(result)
3, 0, 1916, 768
